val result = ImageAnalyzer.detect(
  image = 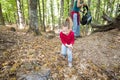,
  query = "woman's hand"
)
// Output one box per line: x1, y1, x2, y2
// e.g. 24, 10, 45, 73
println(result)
77, 0, 87, 8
